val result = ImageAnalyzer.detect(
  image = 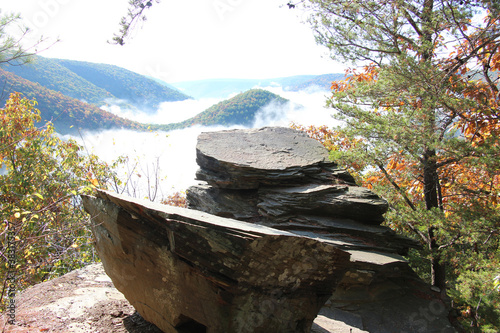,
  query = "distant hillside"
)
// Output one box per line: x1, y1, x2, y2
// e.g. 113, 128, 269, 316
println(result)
158, 89, 288, 131
171, 74, 343, 99
53, 58, 191, 110
171, 78, 282, 99
0, 69, 145, 134
4, 56, 192, 112
0, 68, 289, 134
4, 56, 113, 105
